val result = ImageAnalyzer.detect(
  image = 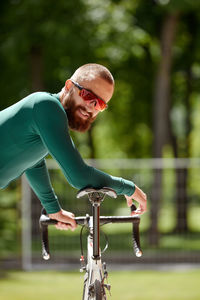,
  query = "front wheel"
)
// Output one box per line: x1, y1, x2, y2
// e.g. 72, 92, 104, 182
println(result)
94, 280, 104, 300
83, 280, 105, 300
